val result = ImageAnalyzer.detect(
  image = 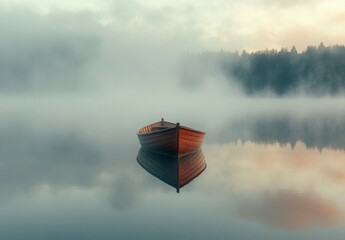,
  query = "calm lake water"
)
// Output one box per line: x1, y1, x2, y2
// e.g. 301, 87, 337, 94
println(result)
1, 95, 345, 240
